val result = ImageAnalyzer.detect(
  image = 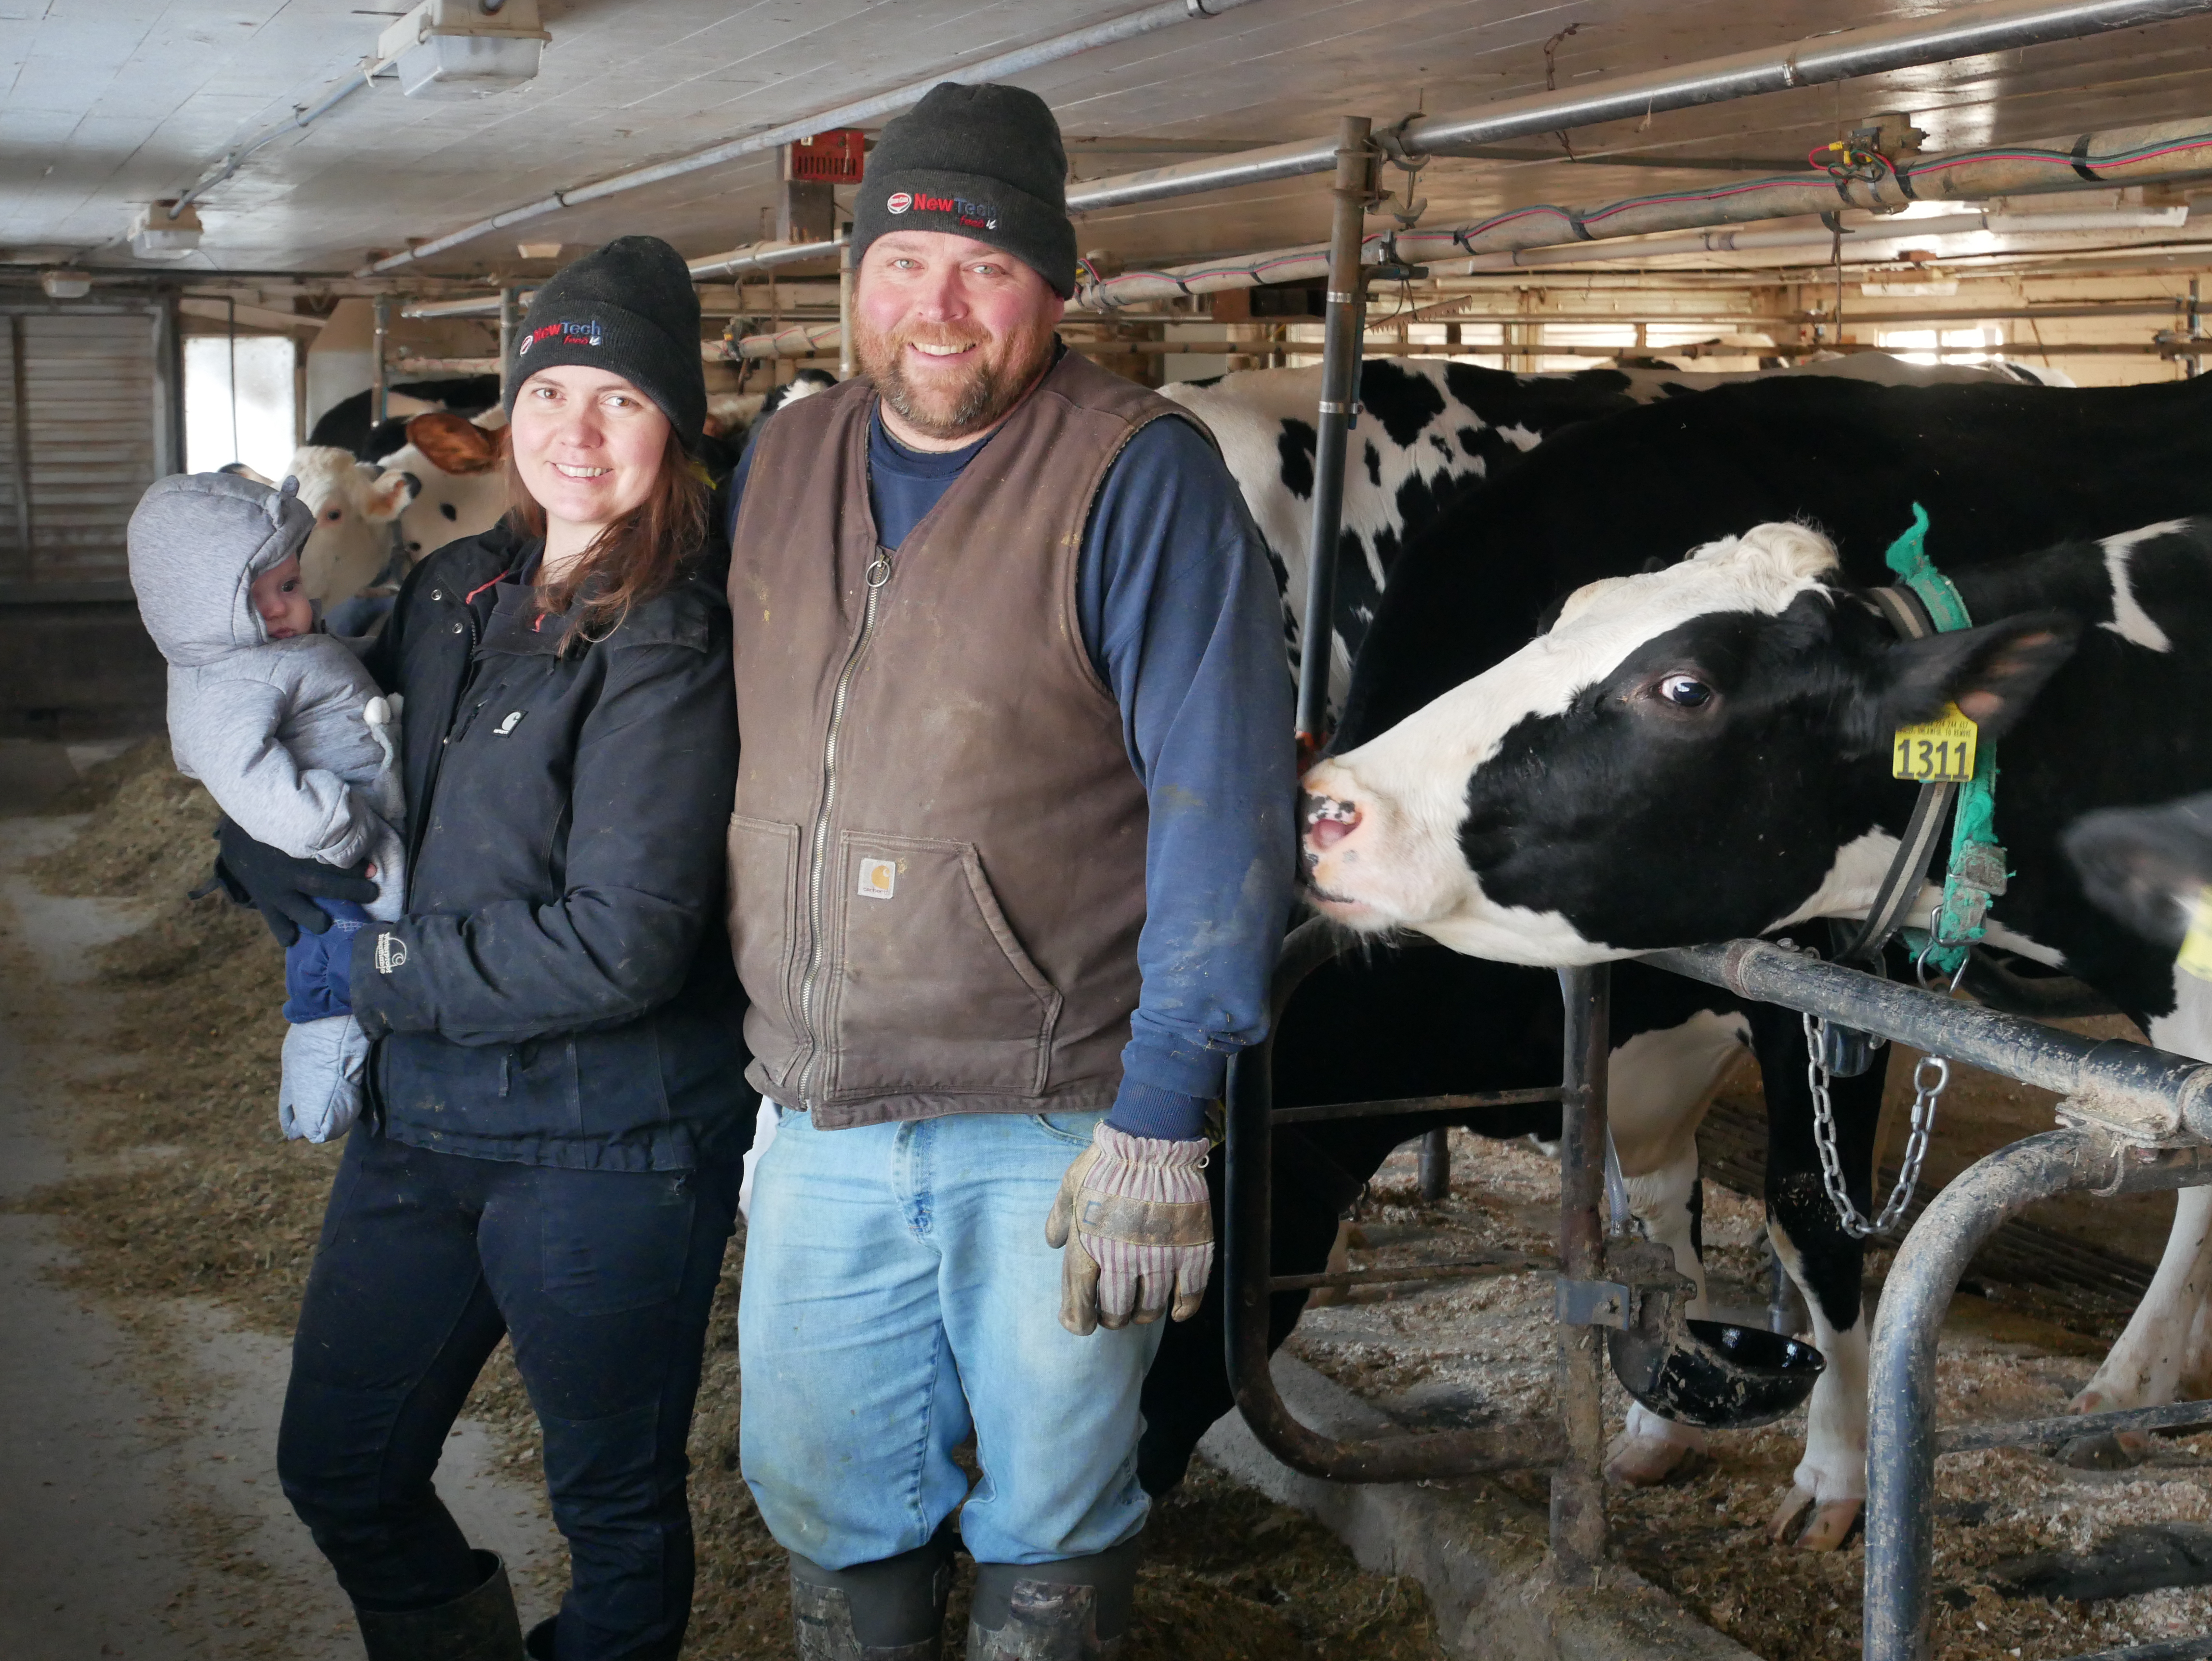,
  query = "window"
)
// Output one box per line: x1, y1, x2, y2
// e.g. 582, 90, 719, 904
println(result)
184, 334, 297, 478
1874, 326, 2001, 366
